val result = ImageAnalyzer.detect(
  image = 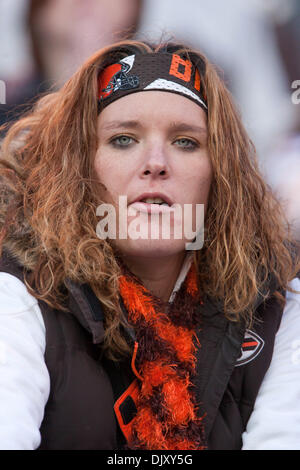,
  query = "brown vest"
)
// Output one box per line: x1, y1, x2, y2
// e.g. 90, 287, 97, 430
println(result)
0, 250, 284, 450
